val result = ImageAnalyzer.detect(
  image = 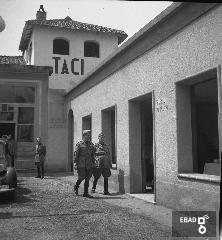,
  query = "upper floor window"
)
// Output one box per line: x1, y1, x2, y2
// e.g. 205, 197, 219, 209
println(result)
0, 85, 35, 103
84, 41, 99, 58
53, 38, 69, 55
